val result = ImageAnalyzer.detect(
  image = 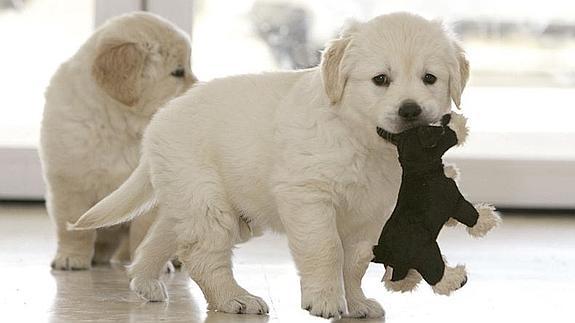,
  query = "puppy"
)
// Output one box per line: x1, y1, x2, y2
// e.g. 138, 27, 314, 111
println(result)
73, 12, 469, 318
40, 12, 197, 270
